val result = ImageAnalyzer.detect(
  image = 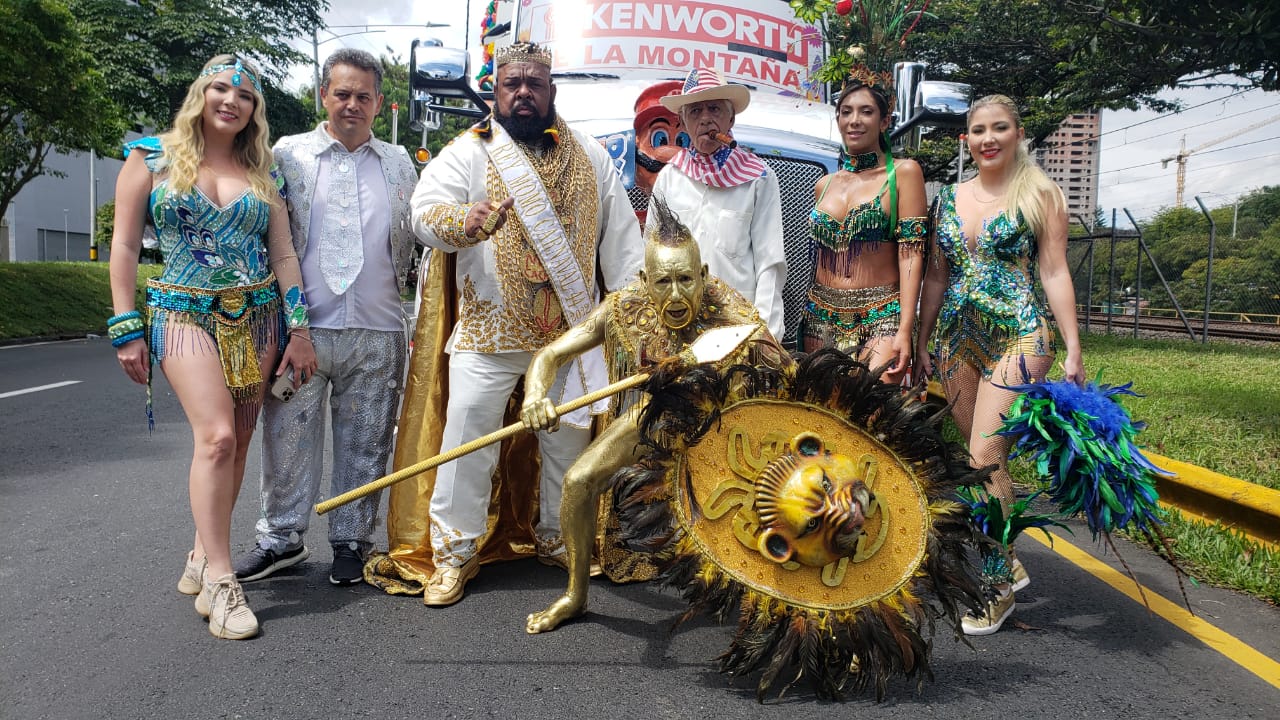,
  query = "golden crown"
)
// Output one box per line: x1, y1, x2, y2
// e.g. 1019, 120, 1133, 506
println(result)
847, 64, 895, 96
496, 42, 553, 68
